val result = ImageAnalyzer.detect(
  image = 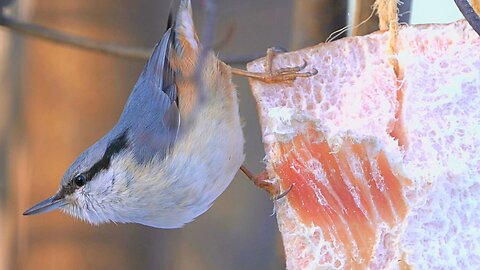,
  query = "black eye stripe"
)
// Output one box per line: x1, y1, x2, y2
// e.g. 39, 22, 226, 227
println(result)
82, 129, 129, 182
60, 129, 129, 196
